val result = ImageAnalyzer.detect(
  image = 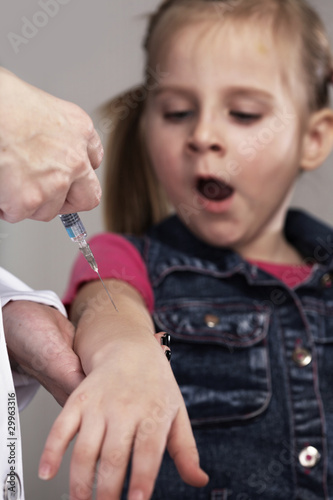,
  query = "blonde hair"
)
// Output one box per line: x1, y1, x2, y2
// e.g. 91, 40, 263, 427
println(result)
102, 88, 169, 235
103, 0, 333, 235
